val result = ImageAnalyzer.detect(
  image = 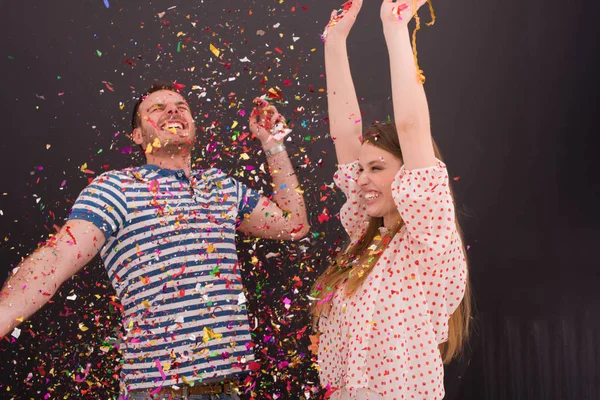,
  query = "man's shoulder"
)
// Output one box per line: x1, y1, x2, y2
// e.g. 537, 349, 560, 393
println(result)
90, 167, 142, 186
193, 167, 232, 183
